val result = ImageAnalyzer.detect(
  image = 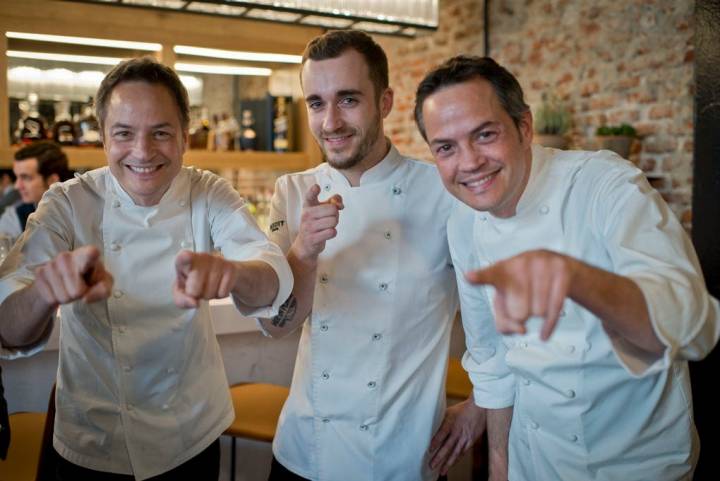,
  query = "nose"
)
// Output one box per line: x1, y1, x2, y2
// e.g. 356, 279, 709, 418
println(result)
458, 145, 487, 172
322, 105, 343, 133
131, 133, 155, 161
